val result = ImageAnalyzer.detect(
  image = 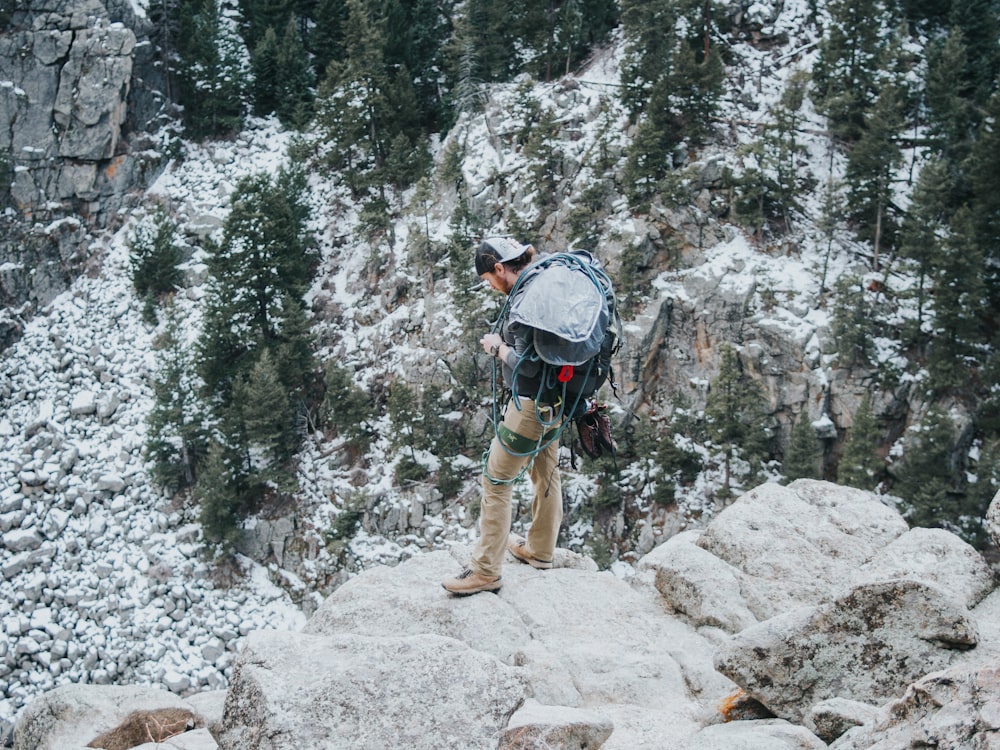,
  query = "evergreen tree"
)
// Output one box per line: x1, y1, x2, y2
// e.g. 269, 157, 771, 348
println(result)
893, 406, 959, 532
129, 205, 184, 305
844, 83, 905, 258
733, 72, 809, 236
831, 276, 880, 368
924, 30, 977, 175
197, 440, 243, 547
704, 345, 772, 499
620, 0, 724, 202
926, 207, 987, 390
812, 0, 899, 143
897, 157, 954, 341
837, 393, 883, 489
273, 16, 315, 126
229, 348, 299, 488
176, 0, 249, 138
311, 0, 348, 75
968, 85, 1000, 327
783, 412, 821, 482
146, 307, 208, 491
947, 0, 1000, 103
323, 363, 374, 450
252, 26, 281, 116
